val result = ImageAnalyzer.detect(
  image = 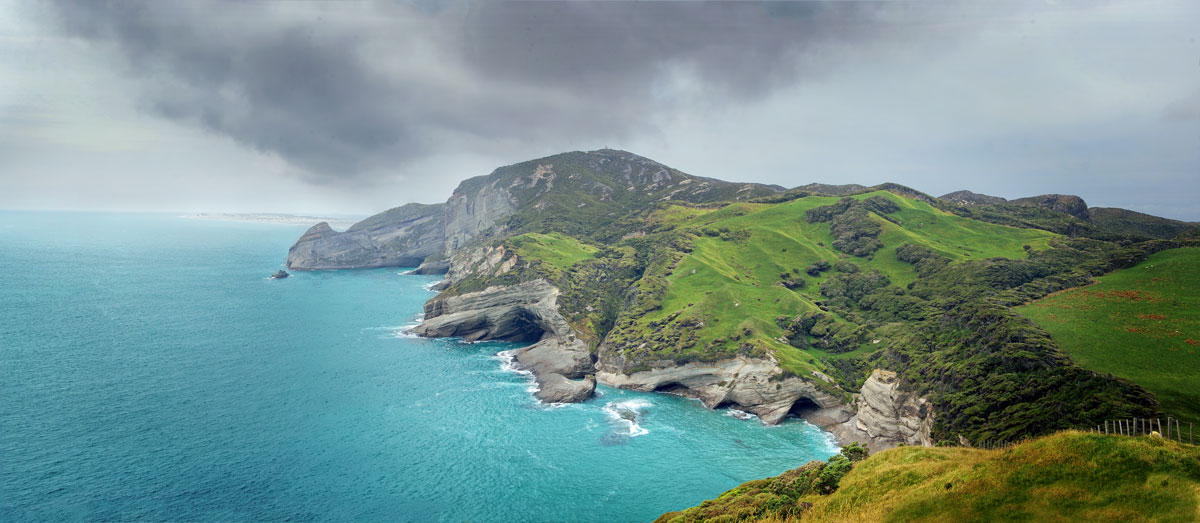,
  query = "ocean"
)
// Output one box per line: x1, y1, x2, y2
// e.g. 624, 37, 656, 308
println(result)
0, 212, 838, 522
